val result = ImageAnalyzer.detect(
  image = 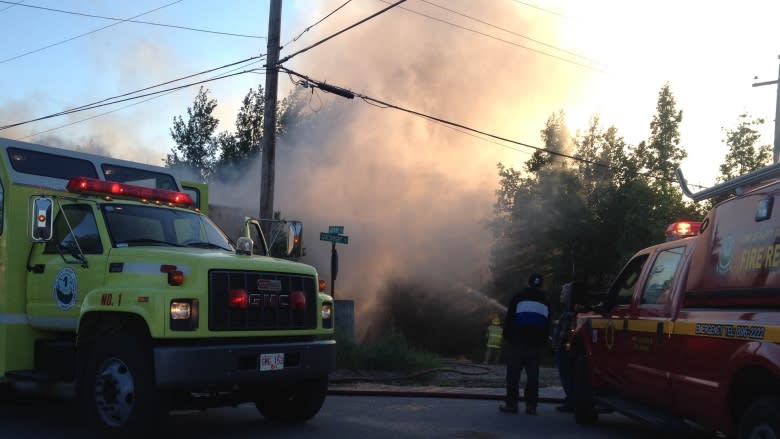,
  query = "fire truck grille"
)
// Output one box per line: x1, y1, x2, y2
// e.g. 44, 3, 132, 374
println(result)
208, 270, 317, 331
